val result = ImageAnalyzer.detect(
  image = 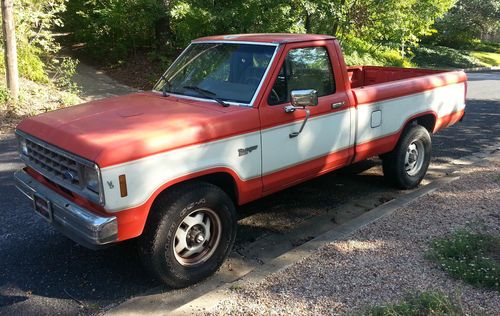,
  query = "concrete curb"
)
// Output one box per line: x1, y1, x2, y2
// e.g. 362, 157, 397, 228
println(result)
463, 66, 500, 73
